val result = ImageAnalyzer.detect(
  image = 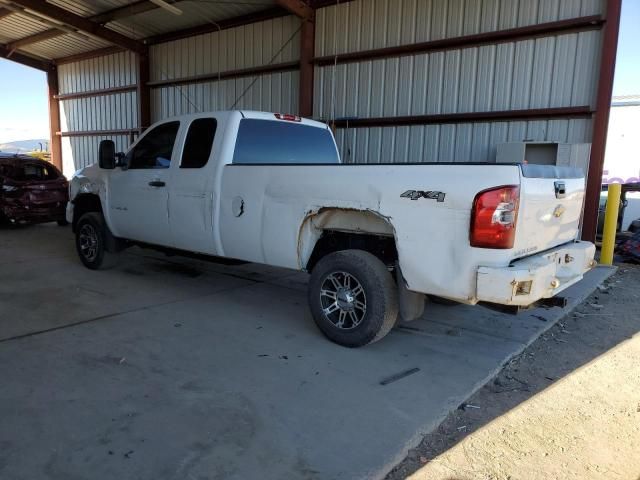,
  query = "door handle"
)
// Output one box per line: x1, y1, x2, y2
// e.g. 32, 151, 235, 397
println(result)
148, 180, 166, 187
